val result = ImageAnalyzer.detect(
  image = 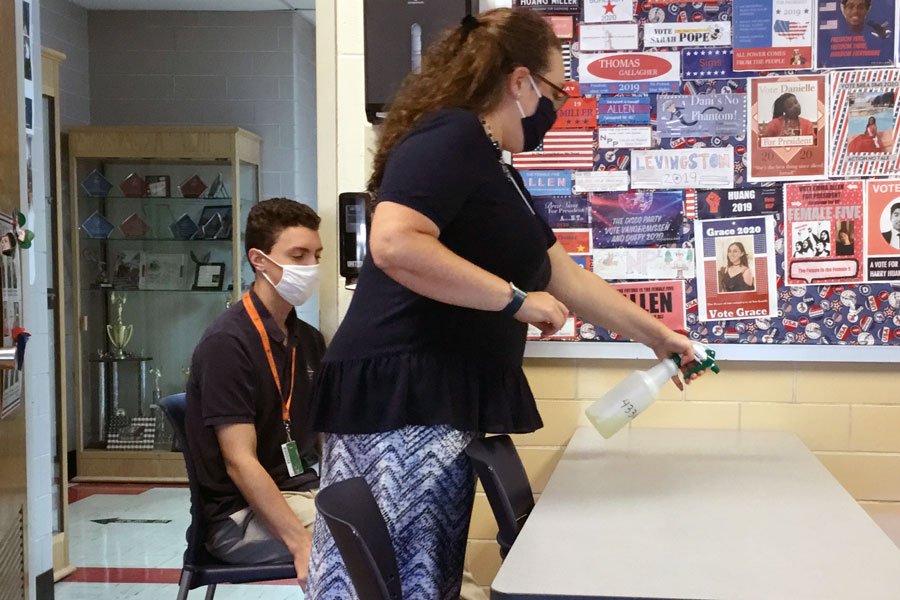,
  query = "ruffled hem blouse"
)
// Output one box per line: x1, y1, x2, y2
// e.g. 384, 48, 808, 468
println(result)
307, 108, 557, 435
